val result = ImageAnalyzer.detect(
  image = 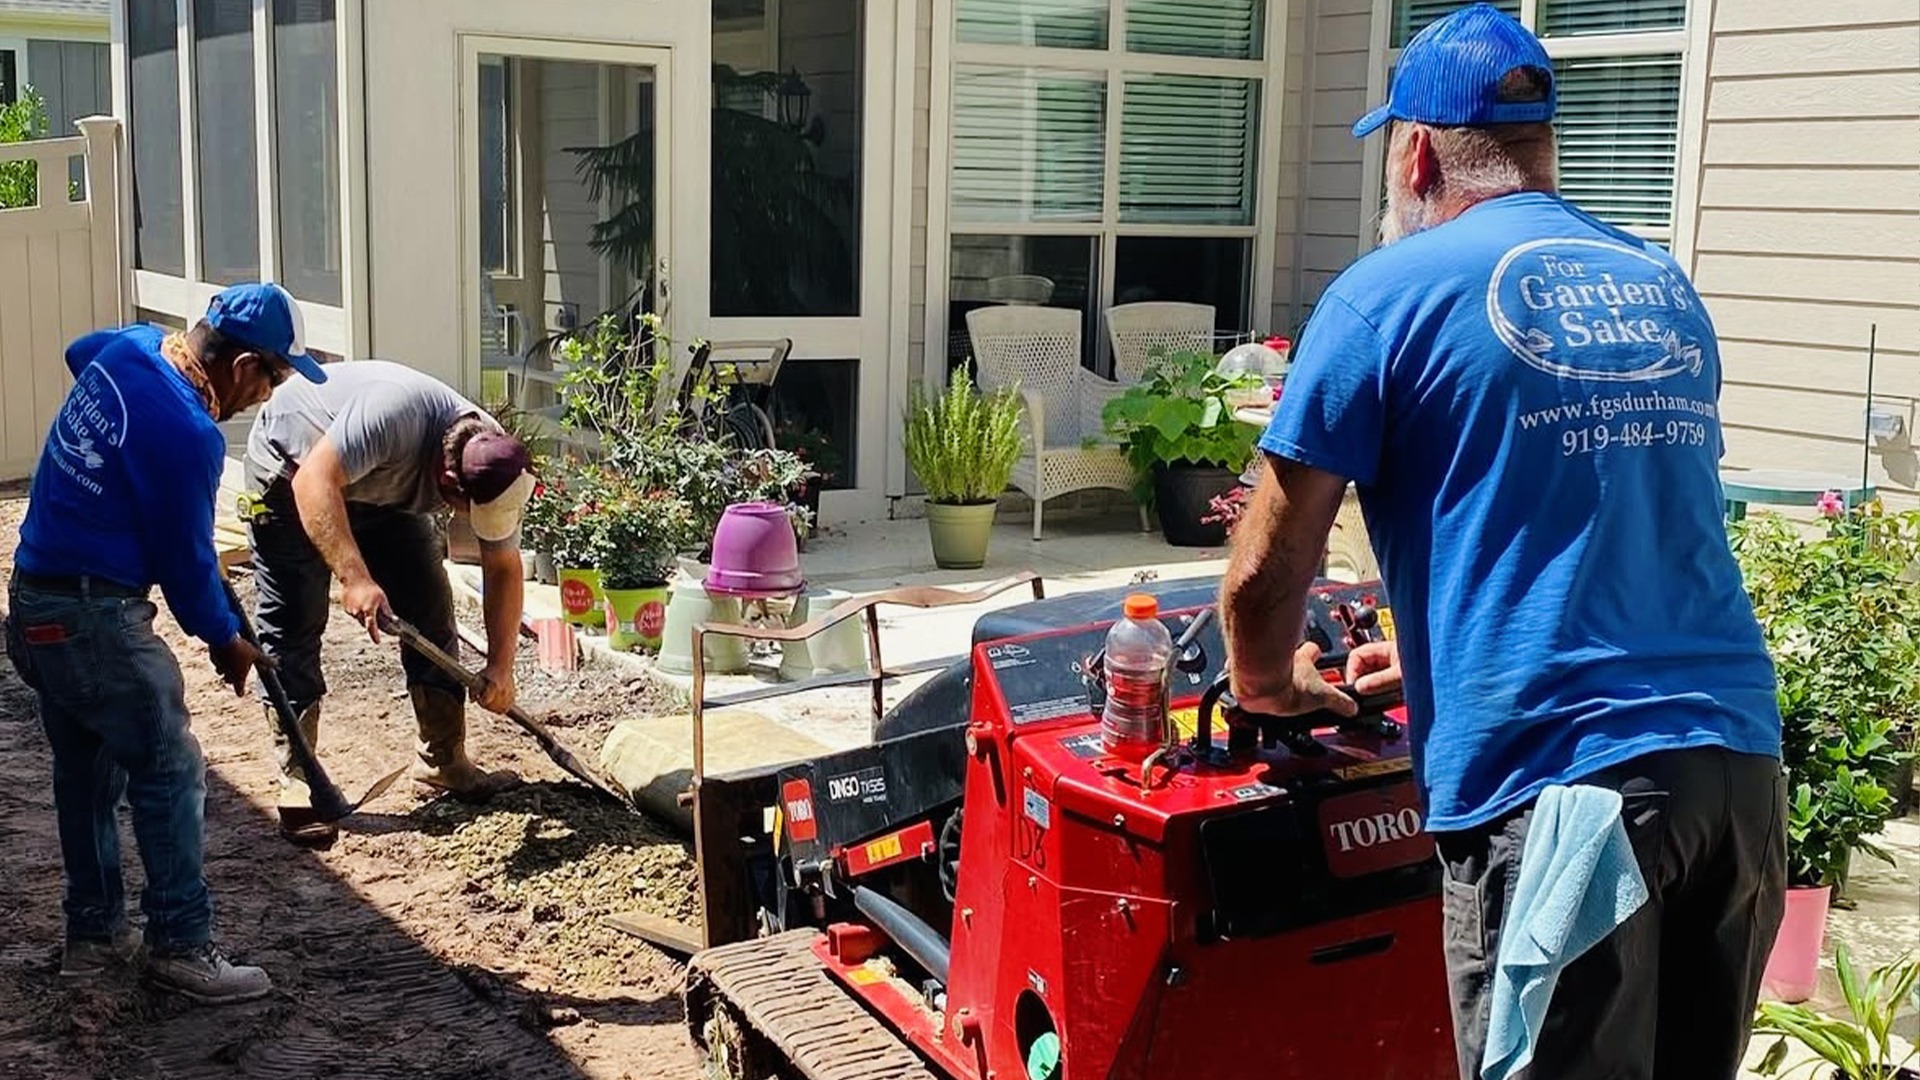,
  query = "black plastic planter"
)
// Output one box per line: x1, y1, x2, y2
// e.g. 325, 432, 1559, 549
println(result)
1151, 461, 1242, 547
